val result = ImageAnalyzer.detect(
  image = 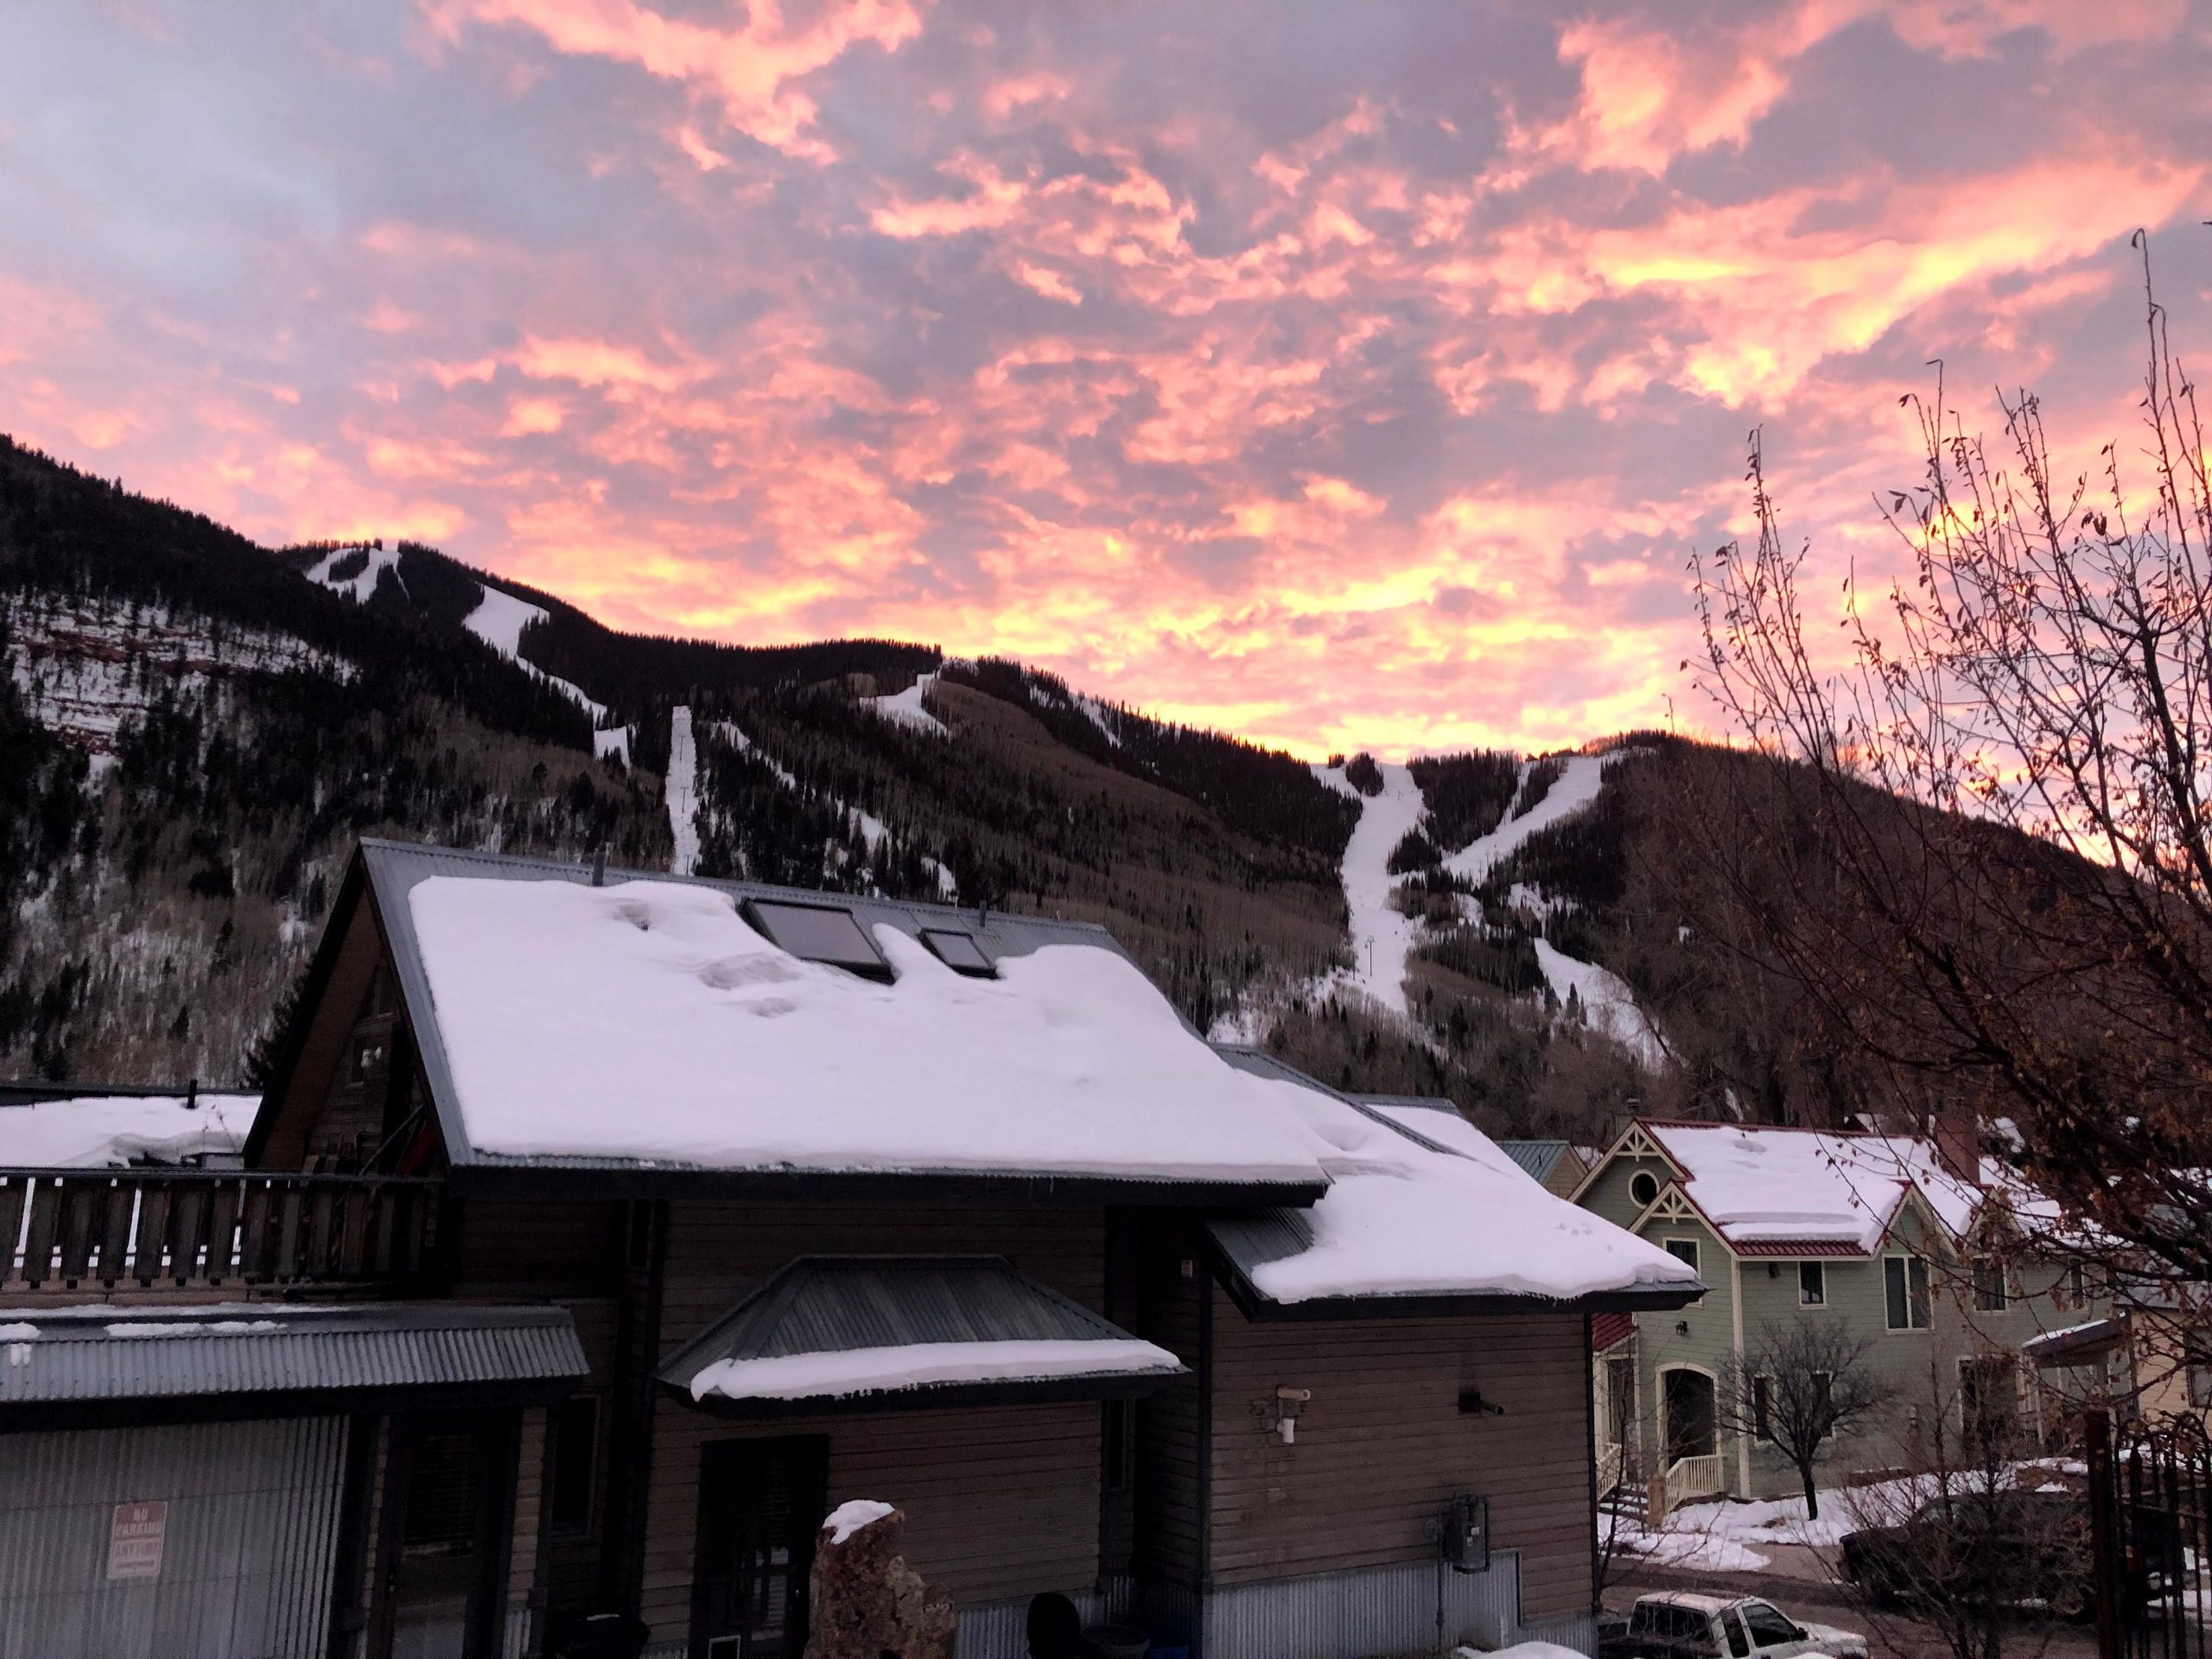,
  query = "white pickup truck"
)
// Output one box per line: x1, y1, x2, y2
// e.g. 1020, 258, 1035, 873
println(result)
1603, 1592, 1868, 1659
